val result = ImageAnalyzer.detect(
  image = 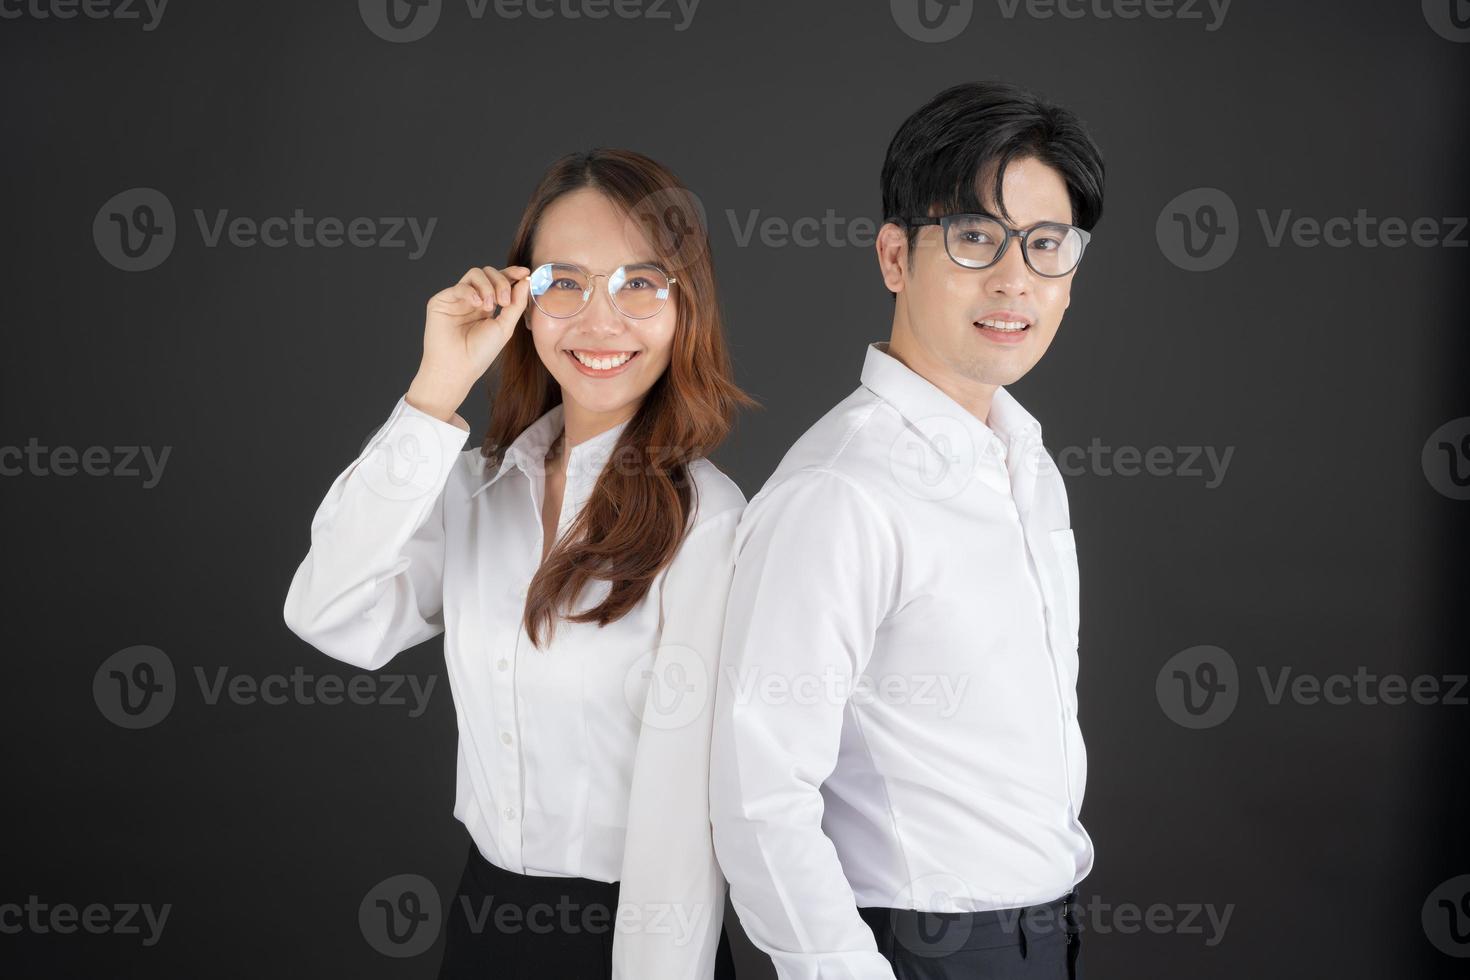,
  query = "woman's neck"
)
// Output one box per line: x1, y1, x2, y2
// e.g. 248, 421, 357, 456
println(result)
556, 396, 639, 466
